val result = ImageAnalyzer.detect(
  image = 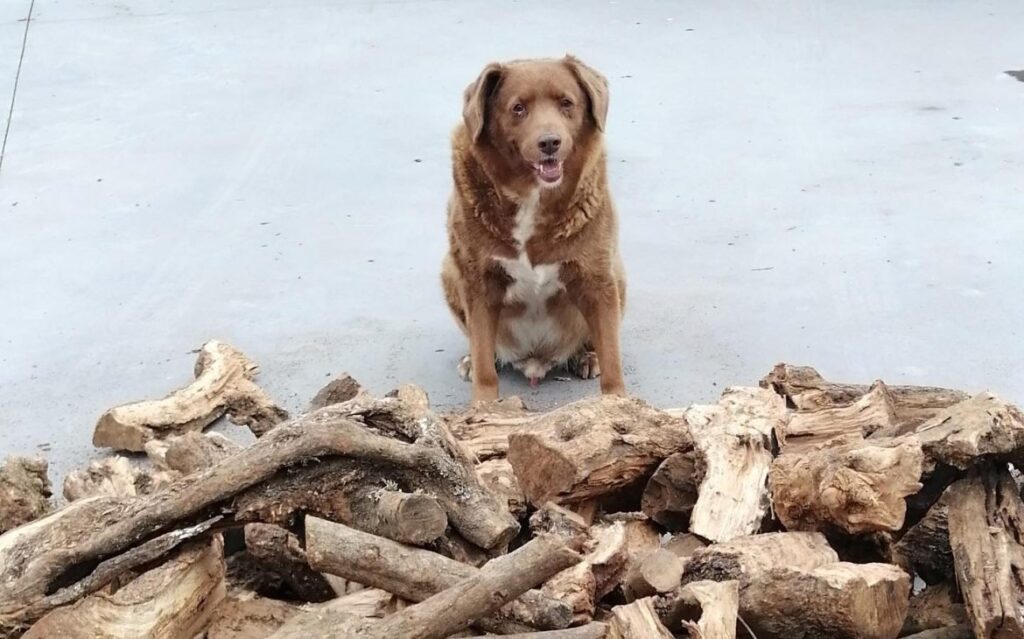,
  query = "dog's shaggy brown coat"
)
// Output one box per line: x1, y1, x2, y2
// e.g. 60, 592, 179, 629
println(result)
442, 55, 626, 403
